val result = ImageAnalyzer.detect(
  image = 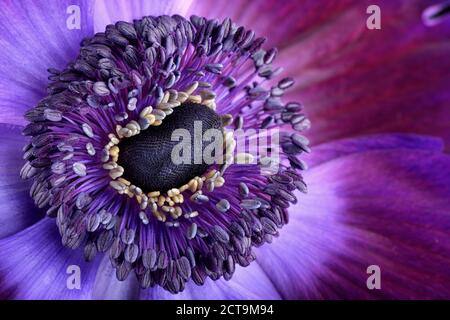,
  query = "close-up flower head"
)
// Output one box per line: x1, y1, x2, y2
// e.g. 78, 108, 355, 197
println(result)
0, 0, 449, 301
